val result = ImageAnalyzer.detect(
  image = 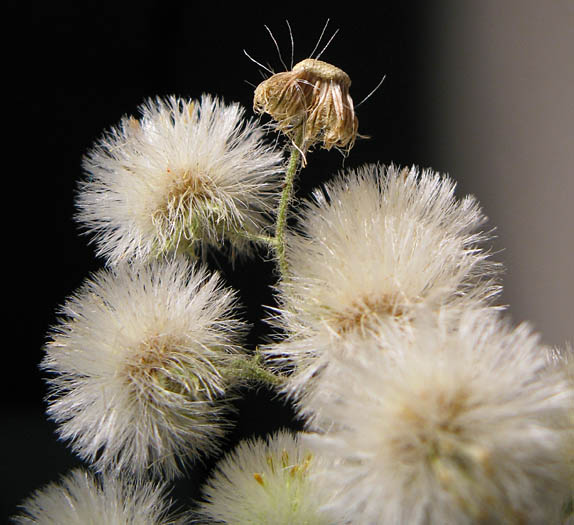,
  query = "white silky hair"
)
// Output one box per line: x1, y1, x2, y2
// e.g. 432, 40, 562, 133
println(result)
303, 308, 572, 524
42, 257, 248, 479
265, 163, 502, 424
12, 468, 186, 524
76, 94, 284, 265
195, 429, 344, 525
